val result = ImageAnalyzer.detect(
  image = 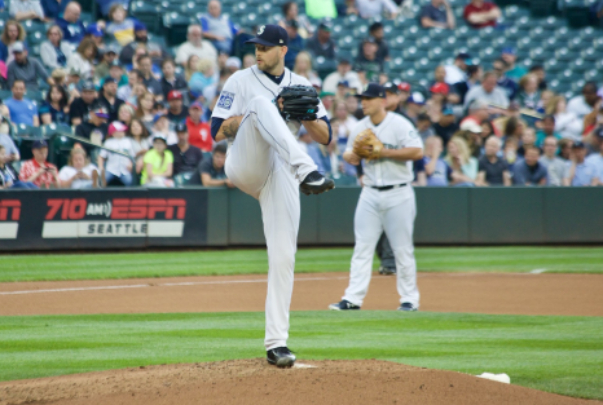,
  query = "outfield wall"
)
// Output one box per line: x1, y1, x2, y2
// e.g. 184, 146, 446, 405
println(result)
1, 187, 602, 250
